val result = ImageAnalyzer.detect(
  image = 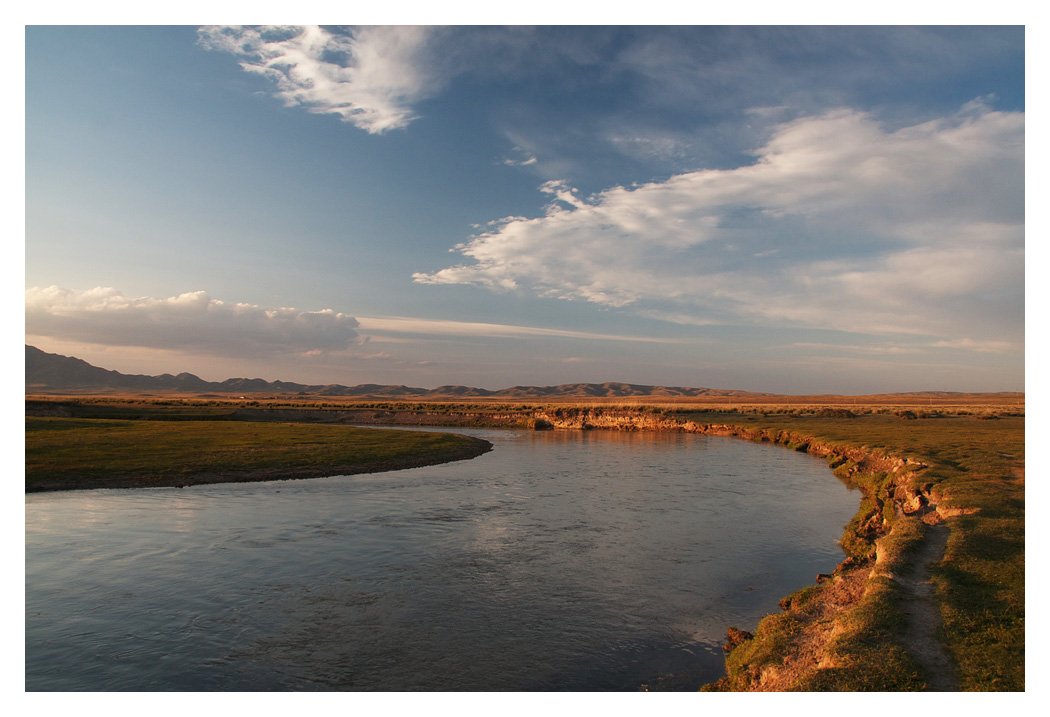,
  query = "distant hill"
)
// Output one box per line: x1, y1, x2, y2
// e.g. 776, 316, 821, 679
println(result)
25, 345, 770, 398
26, 345, 215, 392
